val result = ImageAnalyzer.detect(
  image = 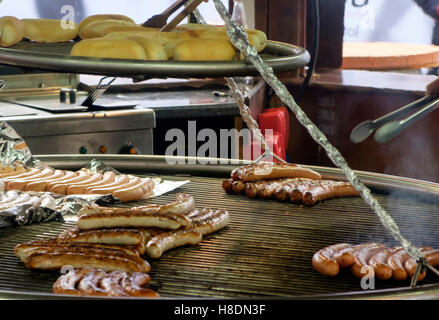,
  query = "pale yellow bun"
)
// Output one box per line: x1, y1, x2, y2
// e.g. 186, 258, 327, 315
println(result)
175, 23, 268, 50
126, 35, 167, 60
71, 38, 147, 60
101, 25, 158, 36
247, 28, 267, 51
173, 38, 236, 61
0, 16, 24, 47
22, 19, 78, 42
103, 31, 169, 60
175, 23, 222, 31
79, 20, 138, 39
163, 39, 182, 59
105, 30, 181, 43
79, 14, 135, 31
205, 26, 267, 52
190, 30, 262, 52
